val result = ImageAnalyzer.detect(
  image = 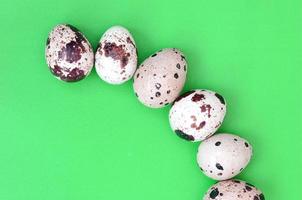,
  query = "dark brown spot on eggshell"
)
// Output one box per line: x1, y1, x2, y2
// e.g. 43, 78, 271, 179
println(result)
66, 24, 87, 49
103, 42, 130, 68
200, 104, 212, 117
58, 41, 84, 63
245, 142, 249, 147
245, 185, 252, 191
215, 93, 225, 105
175, 130, 194, 141
191, 93, 205, 102
66, 68, 85, 81
215, 141, 221, 146
259, 193, 265, 200
126, 37, 135, 47
155, 83, 161, 89
50, 65, 63, 77
46, 37, 50, 46
66, 24, 80, 32
57, 25, 88, 63
50, 65, 85, 82
191, 121, 206, 130
216, 163, 224, 170
173, 90, 195, 105
209, 188, 219, 199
